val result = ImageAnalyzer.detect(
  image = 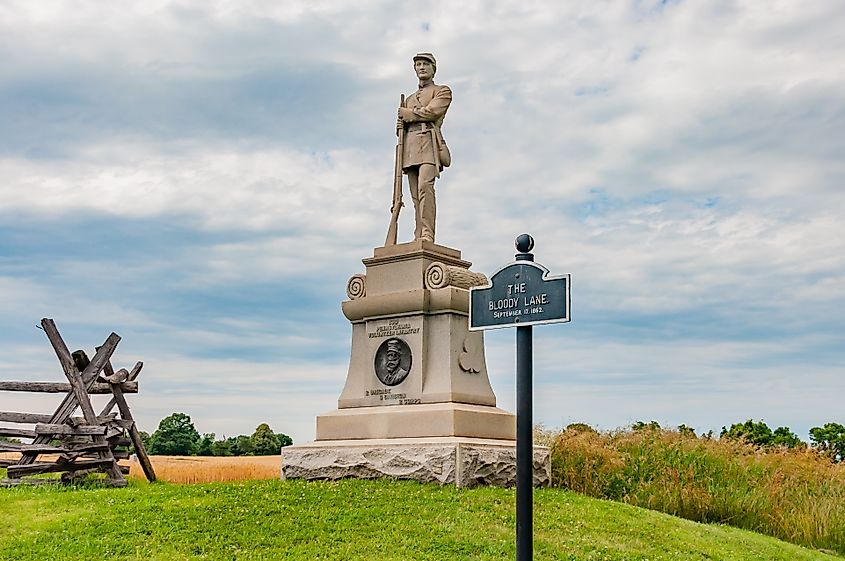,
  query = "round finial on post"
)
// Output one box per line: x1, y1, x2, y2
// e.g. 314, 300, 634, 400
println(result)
515, 234, 535, 261
515, 234, 534, 253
